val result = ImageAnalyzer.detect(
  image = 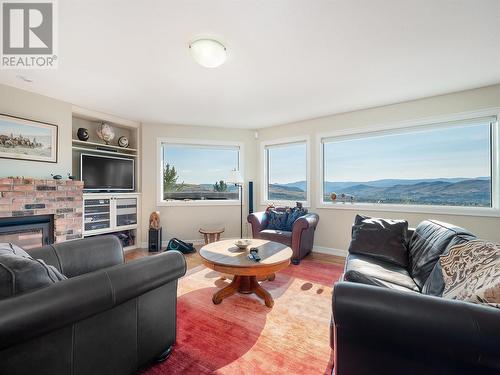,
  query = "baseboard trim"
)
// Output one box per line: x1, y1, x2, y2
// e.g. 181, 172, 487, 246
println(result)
312, 246, 348, 258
